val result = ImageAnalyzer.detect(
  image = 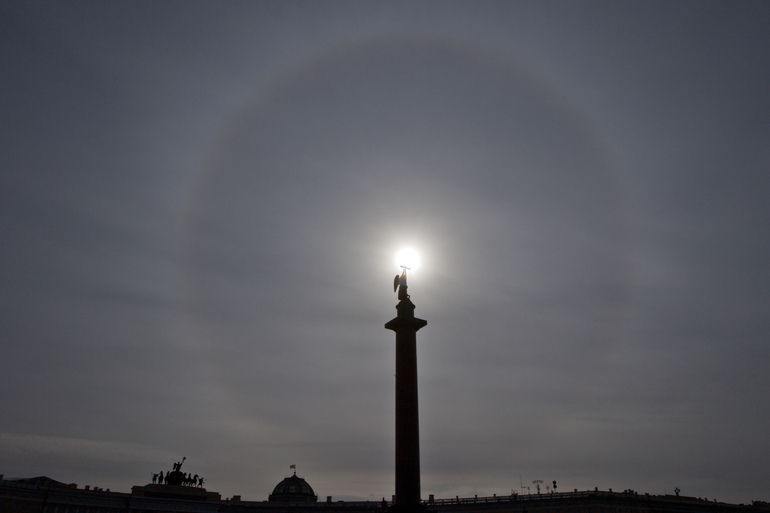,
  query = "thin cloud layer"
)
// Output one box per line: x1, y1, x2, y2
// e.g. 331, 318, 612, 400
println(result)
1, 0, 768, 505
